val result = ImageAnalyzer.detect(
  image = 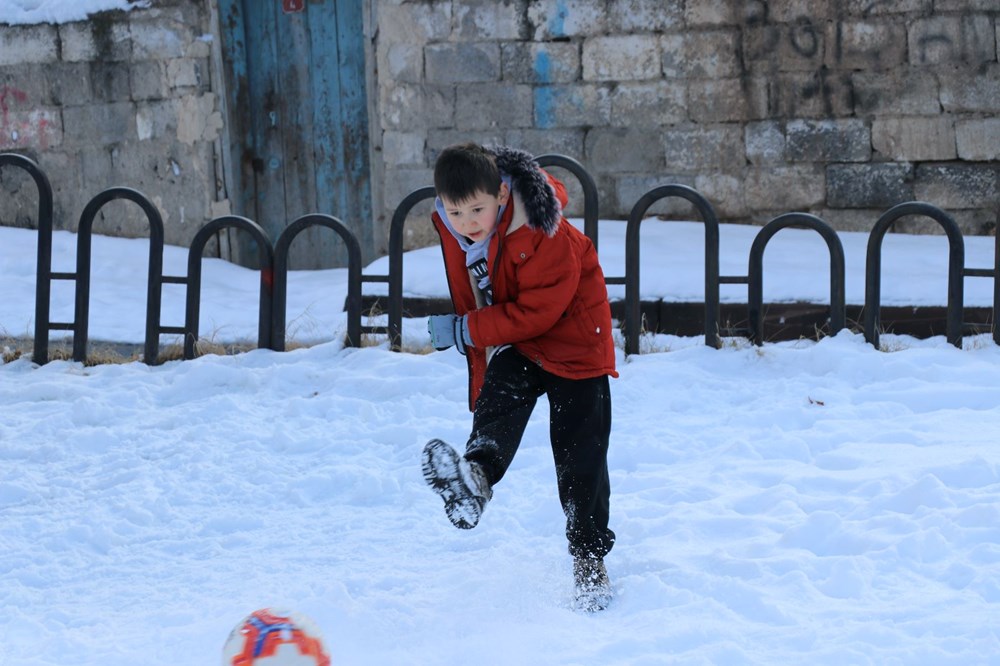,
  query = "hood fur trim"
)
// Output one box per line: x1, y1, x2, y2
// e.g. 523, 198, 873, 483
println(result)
487, 145, 560, 236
